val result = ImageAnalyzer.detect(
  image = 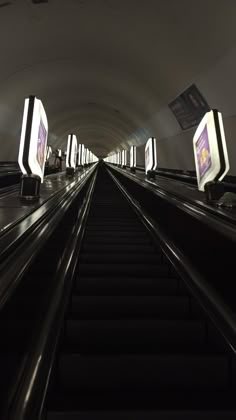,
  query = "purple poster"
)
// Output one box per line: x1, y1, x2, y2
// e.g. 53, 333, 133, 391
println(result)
196, 126, 212, 180
37, 119, 47, 170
